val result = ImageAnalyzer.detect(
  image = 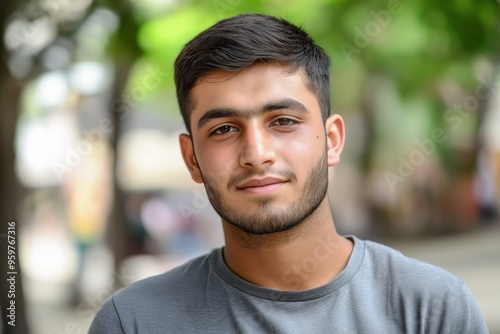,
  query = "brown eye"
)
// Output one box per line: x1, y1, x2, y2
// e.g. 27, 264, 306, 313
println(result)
211, 125, 237, 136
271, 118, 298, 127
